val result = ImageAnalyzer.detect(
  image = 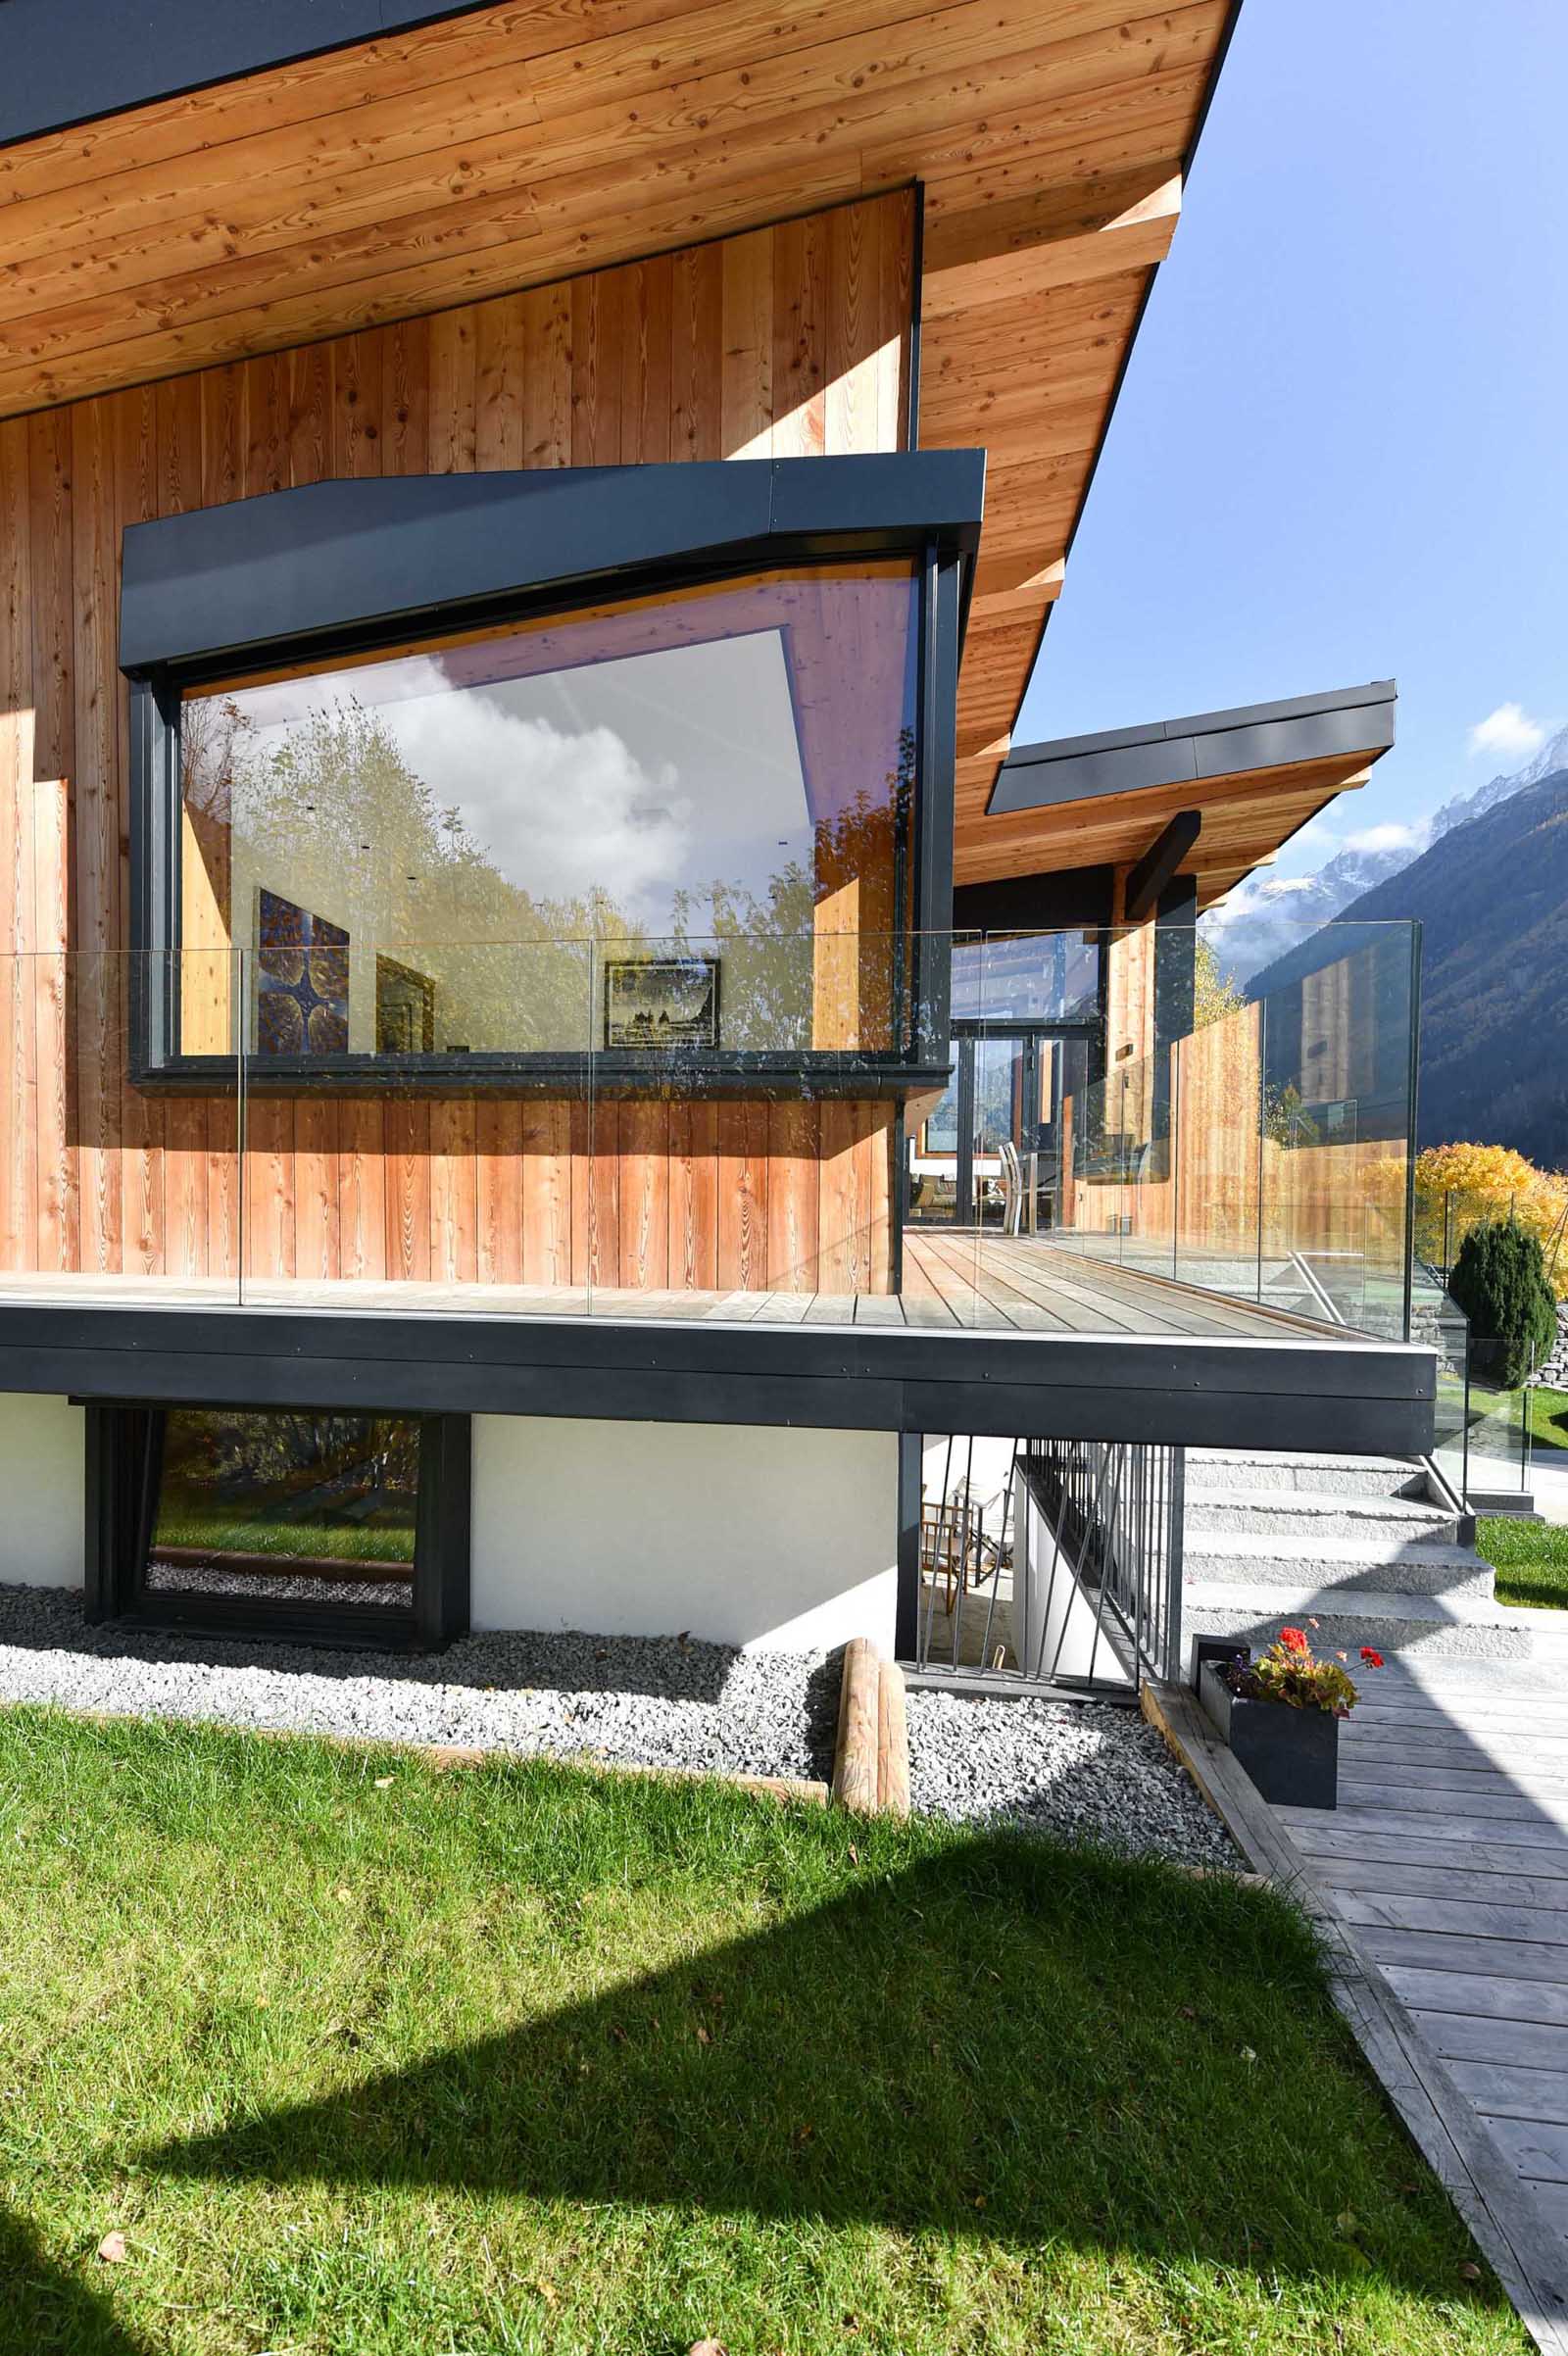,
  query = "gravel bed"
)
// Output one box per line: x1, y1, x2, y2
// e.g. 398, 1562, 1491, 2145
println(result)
0, 1587, 1236, 1866
906, 1688, 1239, 1866
0, 1584, 837, 1783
